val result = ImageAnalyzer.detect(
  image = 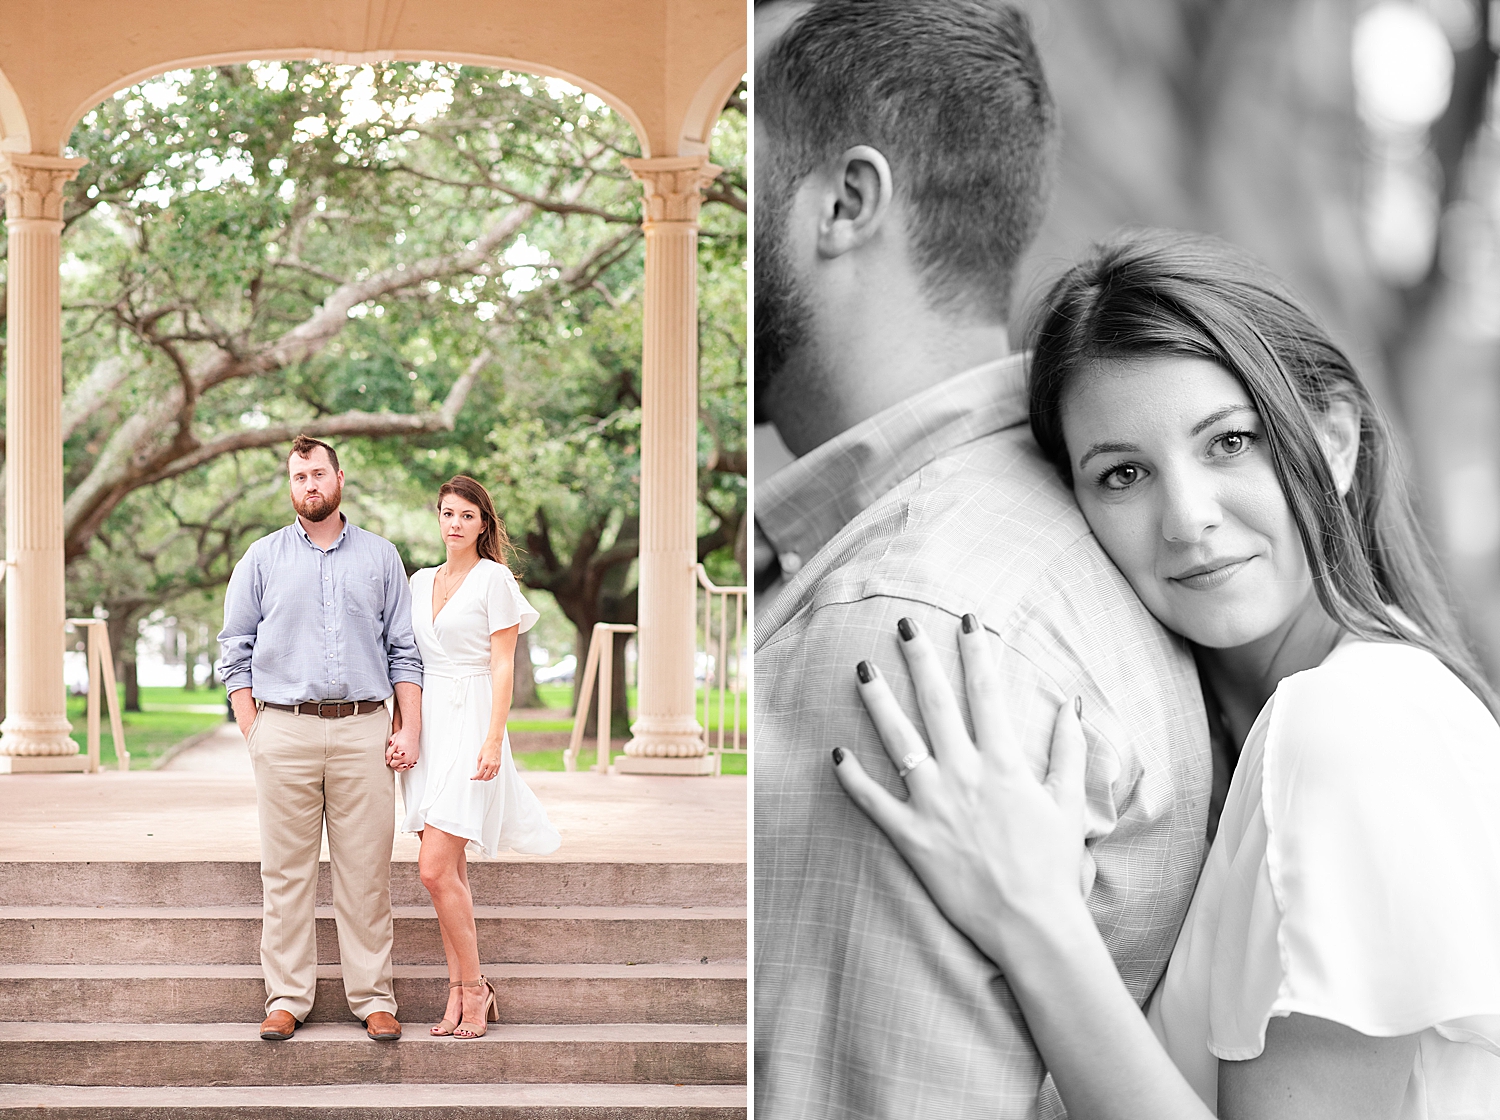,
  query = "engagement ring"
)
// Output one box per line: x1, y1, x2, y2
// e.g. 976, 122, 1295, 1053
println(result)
897, 752, 932, 778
